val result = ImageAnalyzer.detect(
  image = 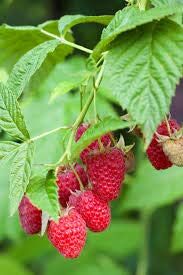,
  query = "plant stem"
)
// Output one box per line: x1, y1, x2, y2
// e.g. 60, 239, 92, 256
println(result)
136, 210, 151, 275
30, 126, 69, 142
137, 0, 149, 10
40, 29, 93, 54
